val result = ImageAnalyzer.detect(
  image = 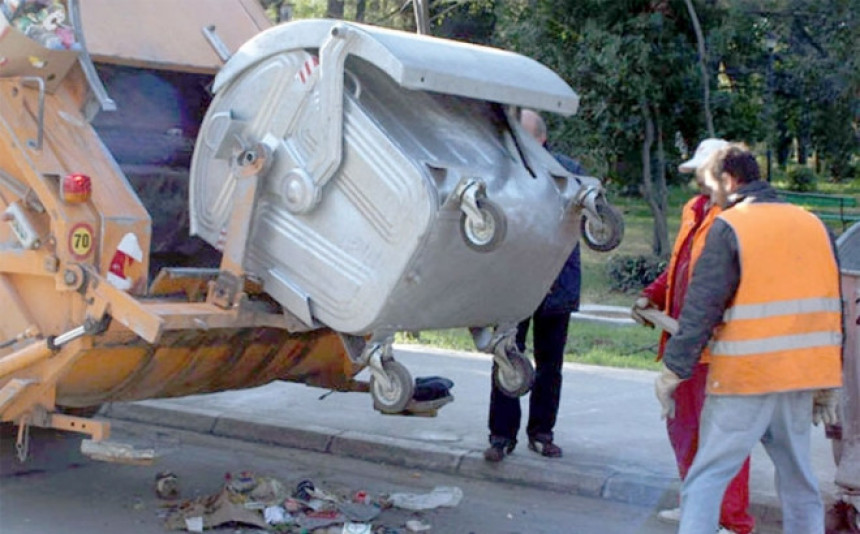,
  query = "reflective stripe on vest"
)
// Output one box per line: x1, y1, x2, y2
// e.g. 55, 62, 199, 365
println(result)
722, 296, 841, 322
707, 202, 842, 395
